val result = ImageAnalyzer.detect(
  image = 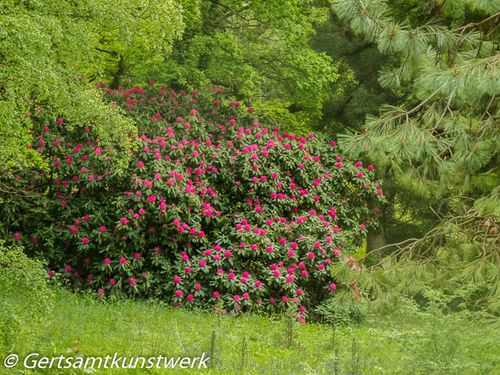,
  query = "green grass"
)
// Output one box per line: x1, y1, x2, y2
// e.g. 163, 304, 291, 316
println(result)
2, 289, 499, 374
